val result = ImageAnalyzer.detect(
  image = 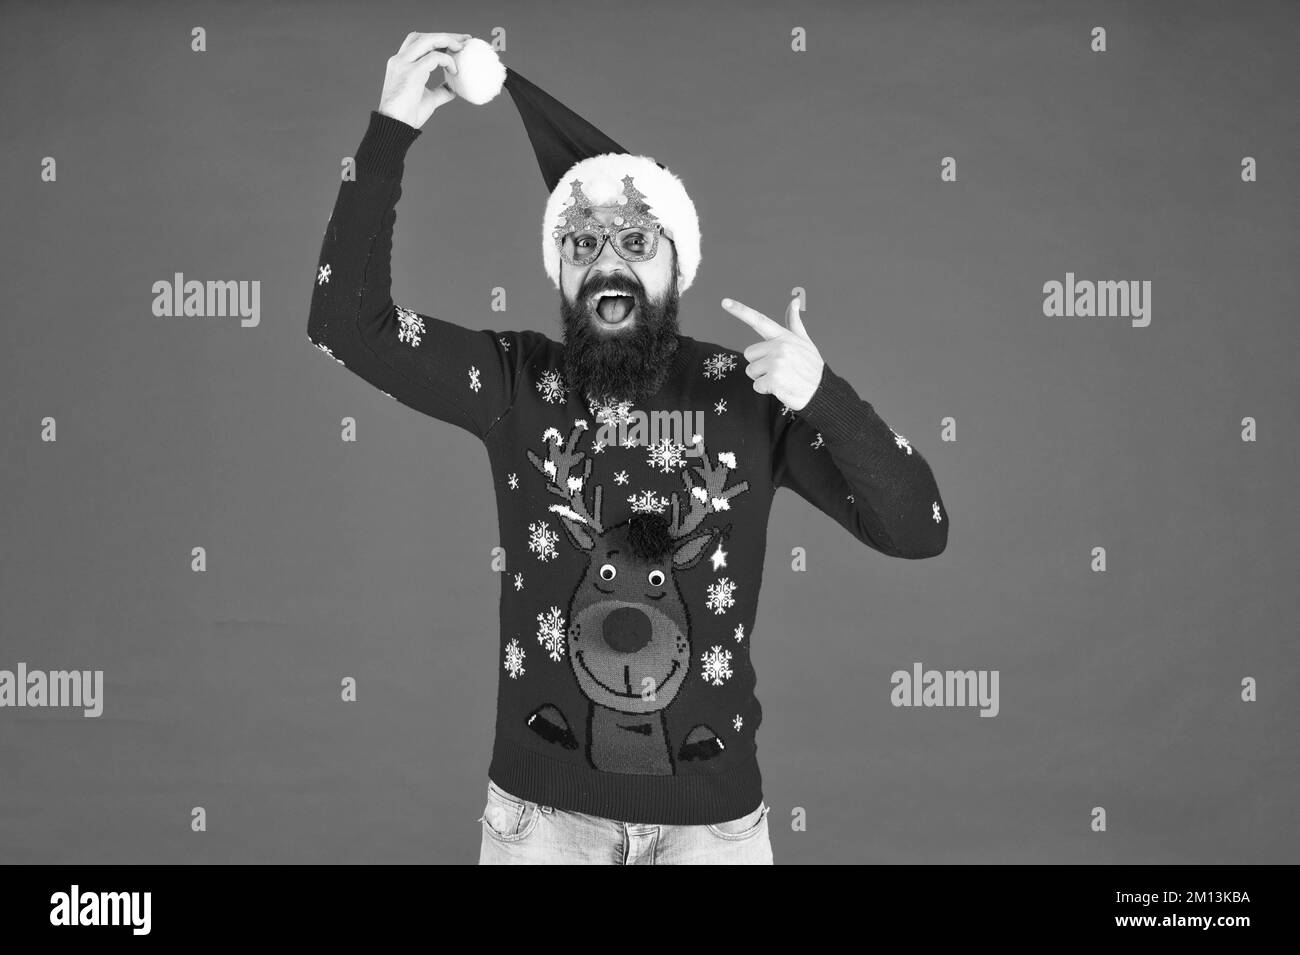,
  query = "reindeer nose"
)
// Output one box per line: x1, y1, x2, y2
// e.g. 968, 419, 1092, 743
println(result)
602, 606, 652, 654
